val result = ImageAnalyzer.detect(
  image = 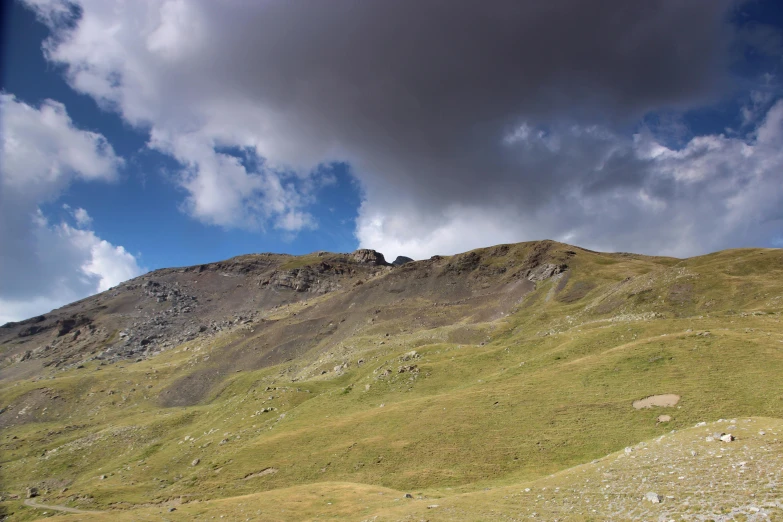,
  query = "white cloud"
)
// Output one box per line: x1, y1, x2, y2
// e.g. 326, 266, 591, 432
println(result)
156, 133, 318, 231
358, 102, 783, 260
26, 0, 324, 232
0, 94, 143, 323
60, 221, 140, 292
1, 94, 120, 196
73, 207, 93, 227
